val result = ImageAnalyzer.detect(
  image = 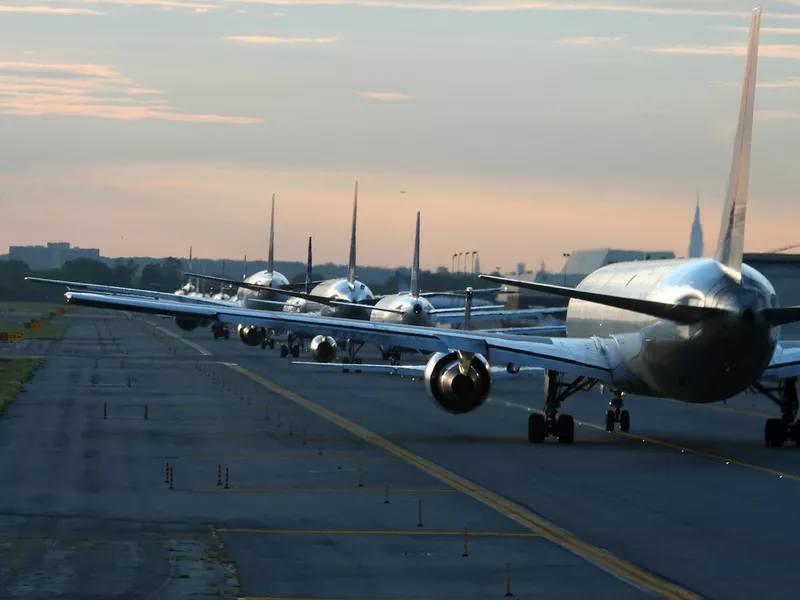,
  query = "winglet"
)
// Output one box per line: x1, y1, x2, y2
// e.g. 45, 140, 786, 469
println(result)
346, 181, 358, 288
410, 211, 421, 298
268, 193, 276, 274
714, 6, 761, 282
305, 236, 313, 295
